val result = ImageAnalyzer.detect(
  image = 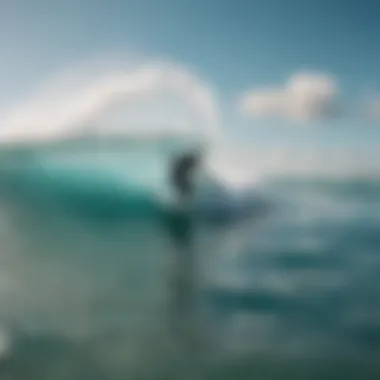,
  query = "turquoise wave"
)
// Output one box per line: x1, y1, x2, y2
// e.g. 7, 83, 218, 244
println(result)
0, 137, 267, 221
